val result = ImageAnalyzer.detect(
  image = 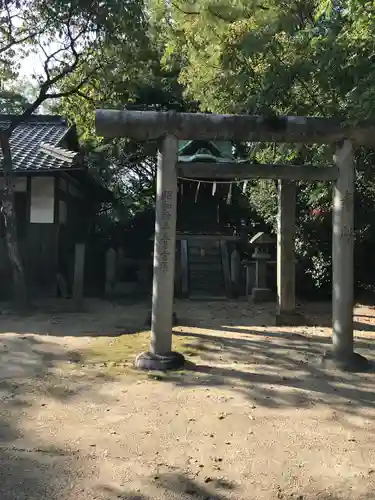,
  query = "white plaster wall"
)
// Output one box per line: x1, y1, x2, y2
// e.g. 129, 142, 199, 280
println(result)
30, 177, 55, 223
0, 177, 27, 192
